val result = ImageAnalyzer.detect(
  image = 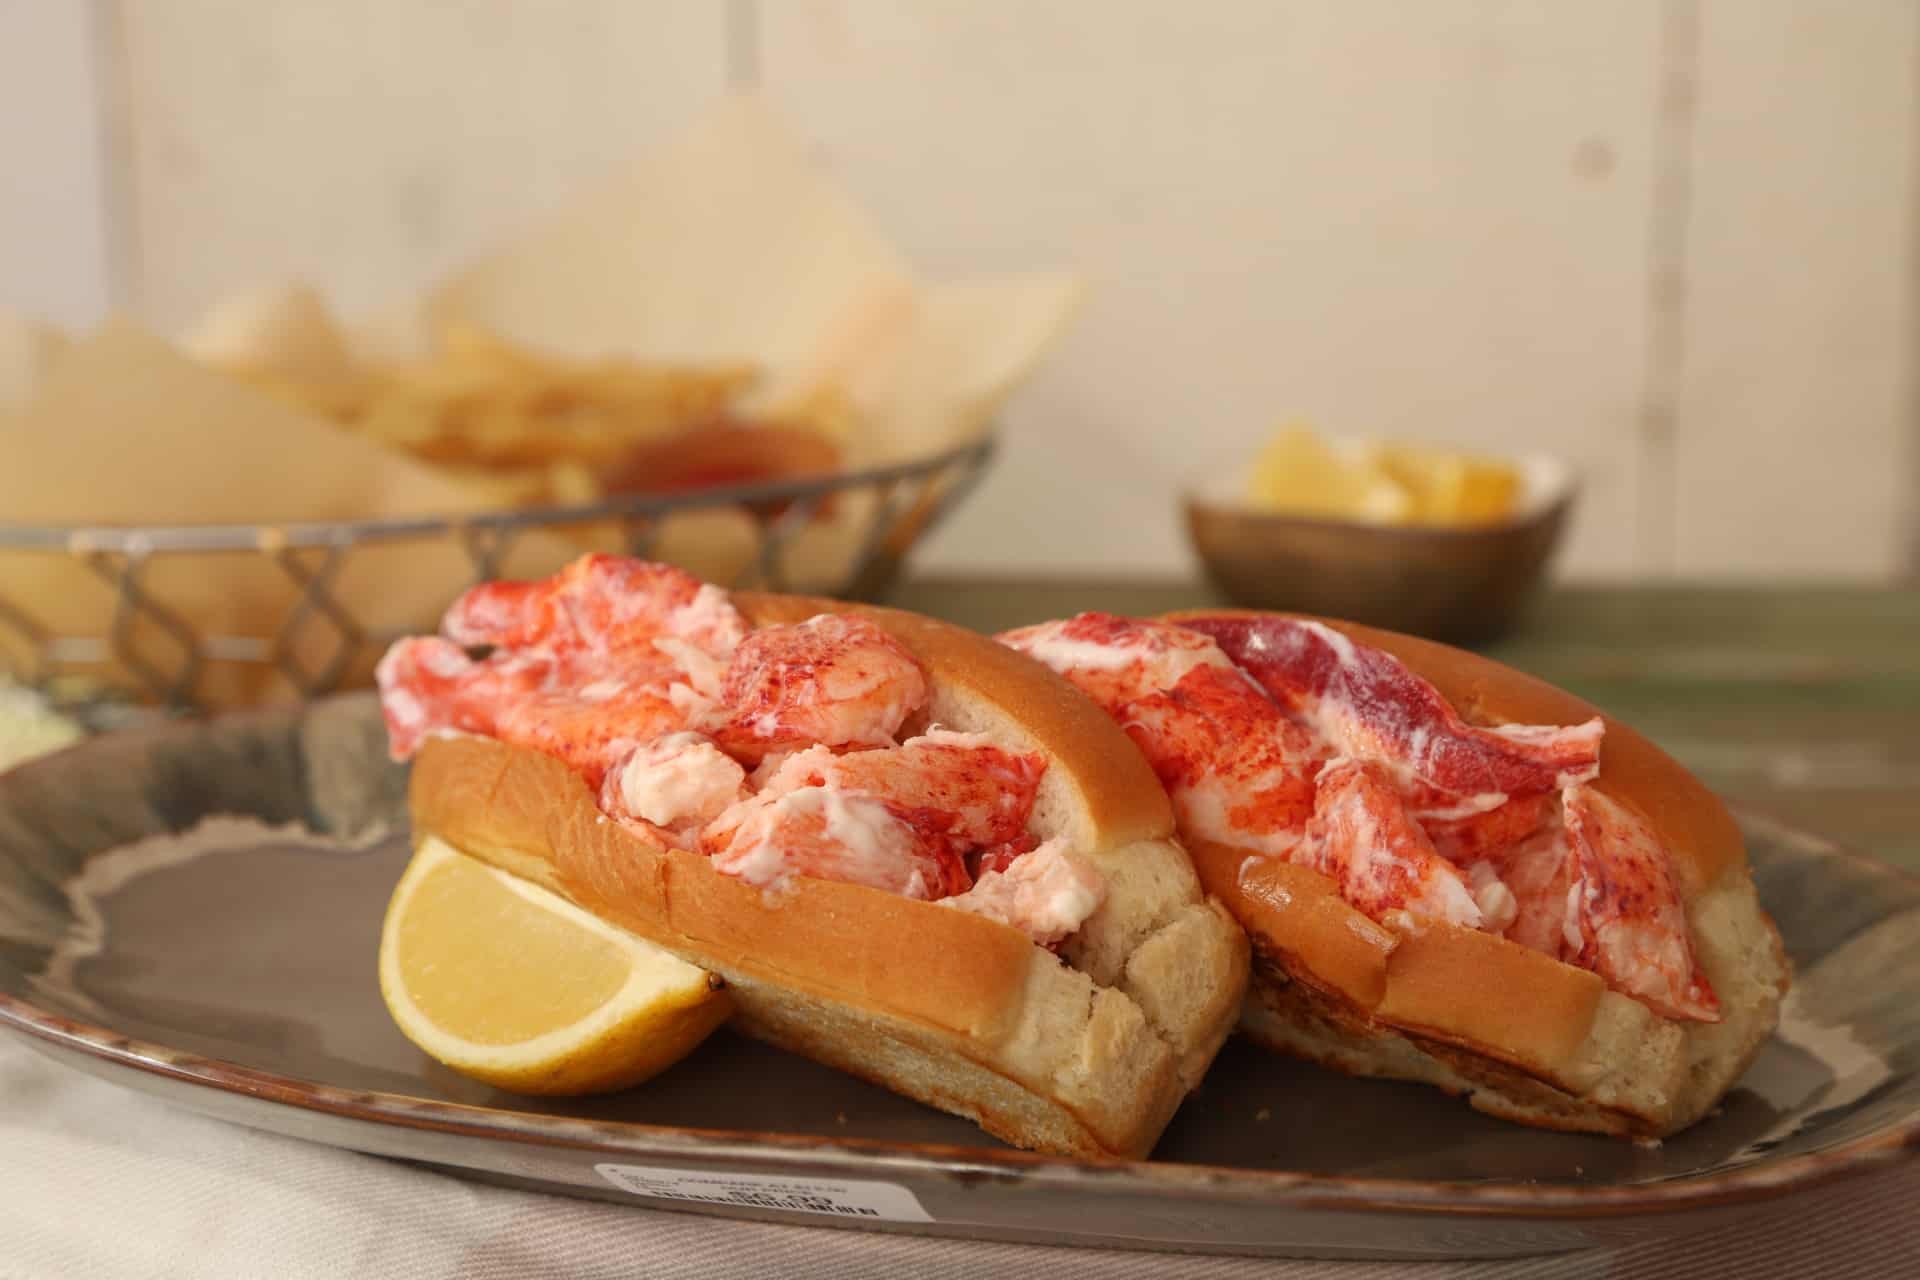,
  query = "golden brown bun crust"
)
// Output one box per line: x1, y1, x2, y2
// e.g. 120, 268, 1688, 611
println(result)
408, 597, 1242, 1158
414, 736, 1039, 1040
1192, 835, 1603, 1085
1161, 609, 1787, 1136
